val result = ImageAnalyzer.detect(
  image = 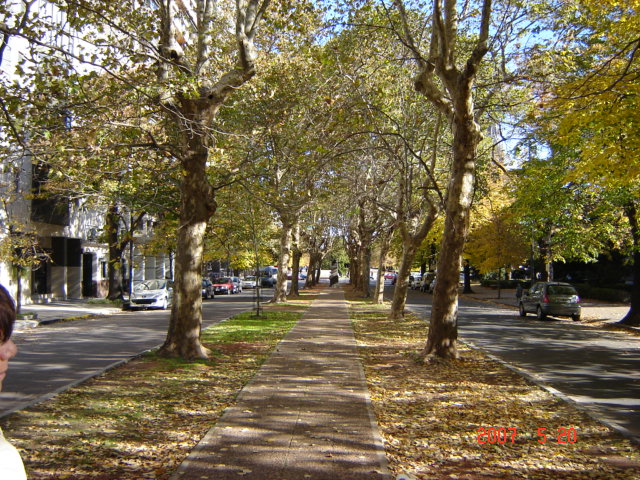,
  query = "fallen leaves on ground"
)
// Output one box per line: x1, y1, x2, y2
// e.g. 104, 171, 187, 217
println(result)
348, 293, 640, 480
